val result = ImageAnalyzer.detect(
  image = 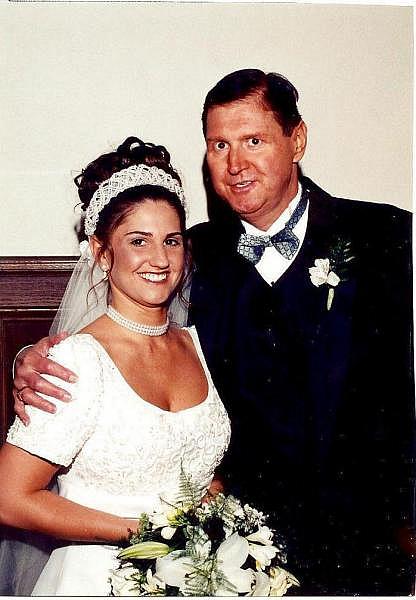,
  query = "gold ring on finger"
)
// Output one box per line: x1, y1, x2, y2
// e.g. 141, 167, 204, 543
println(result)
16, 386, 30, 403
